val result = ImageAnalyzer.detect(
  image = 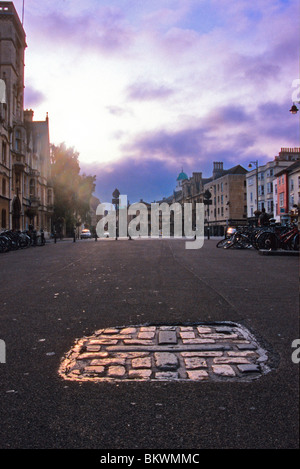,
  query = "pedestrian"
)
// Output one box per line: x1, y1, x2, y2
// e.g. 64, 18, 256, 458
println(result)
258, 208, 269, 227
